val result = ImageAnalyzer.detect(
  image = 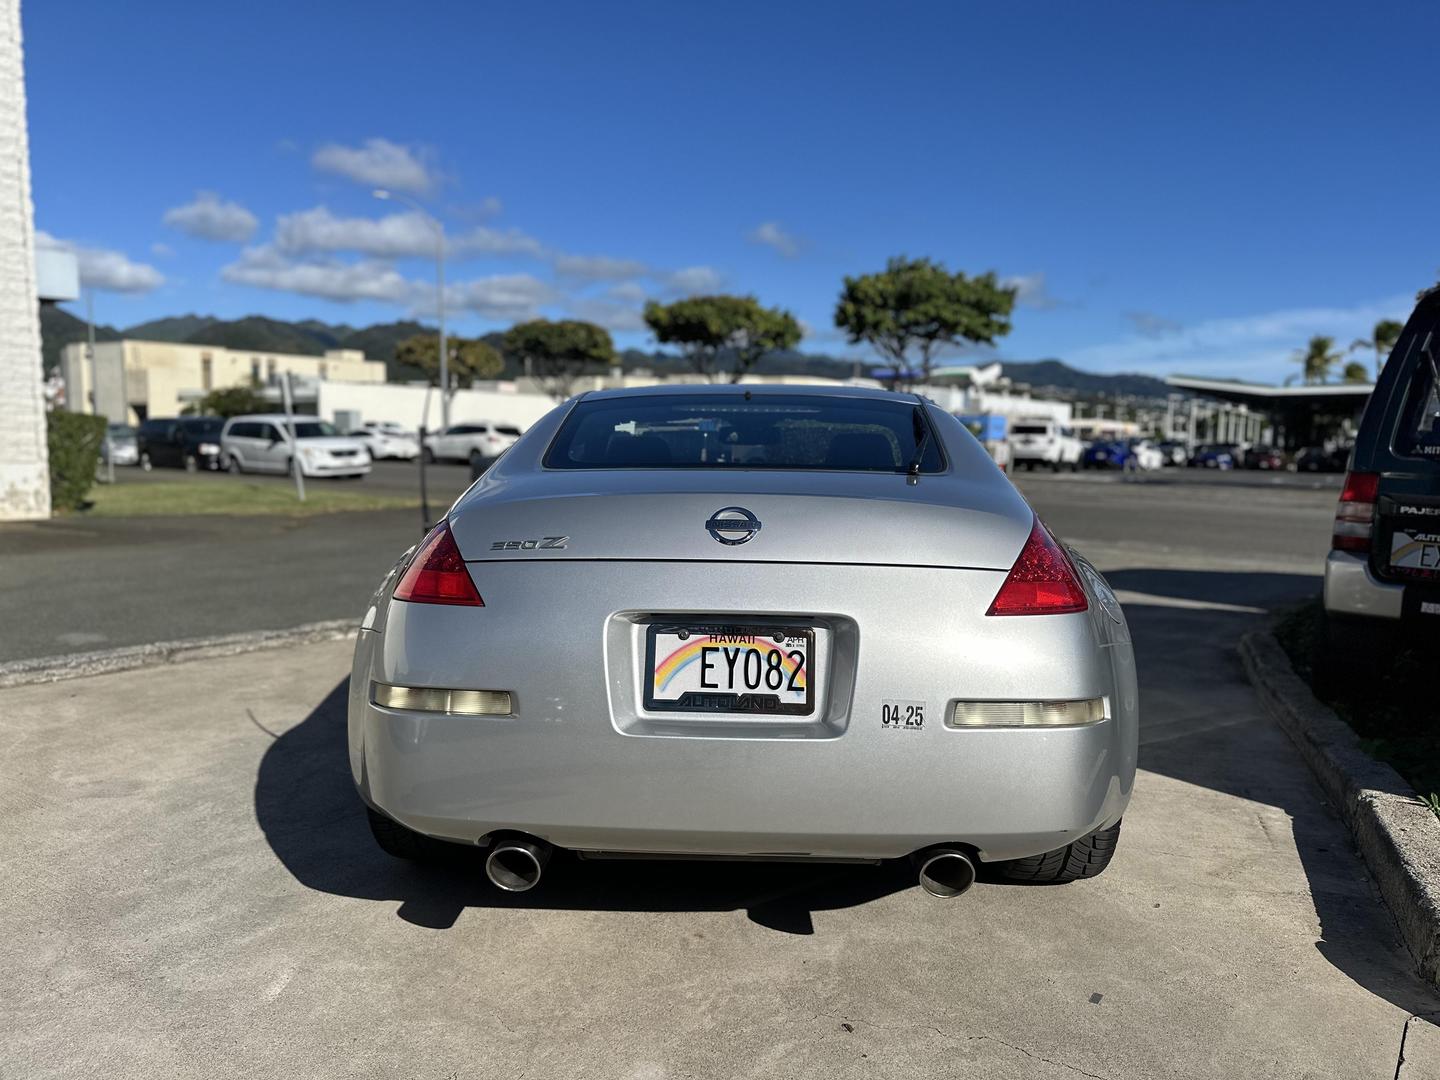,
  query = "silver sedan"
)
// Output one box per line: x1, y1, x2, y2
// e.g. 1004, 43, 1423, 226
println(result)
348, 385, 1137, 898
